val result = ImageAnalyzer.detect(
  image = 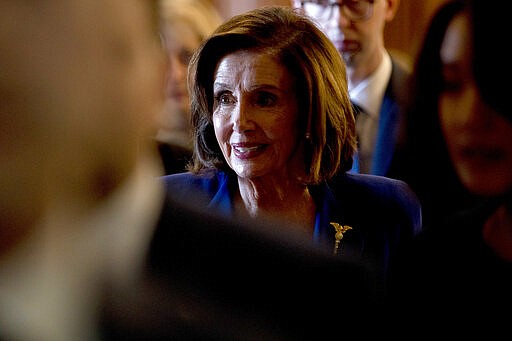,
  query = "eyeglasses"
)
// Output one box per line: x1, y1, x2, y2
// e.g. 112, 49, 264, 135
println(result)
300, 0, 375, 22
